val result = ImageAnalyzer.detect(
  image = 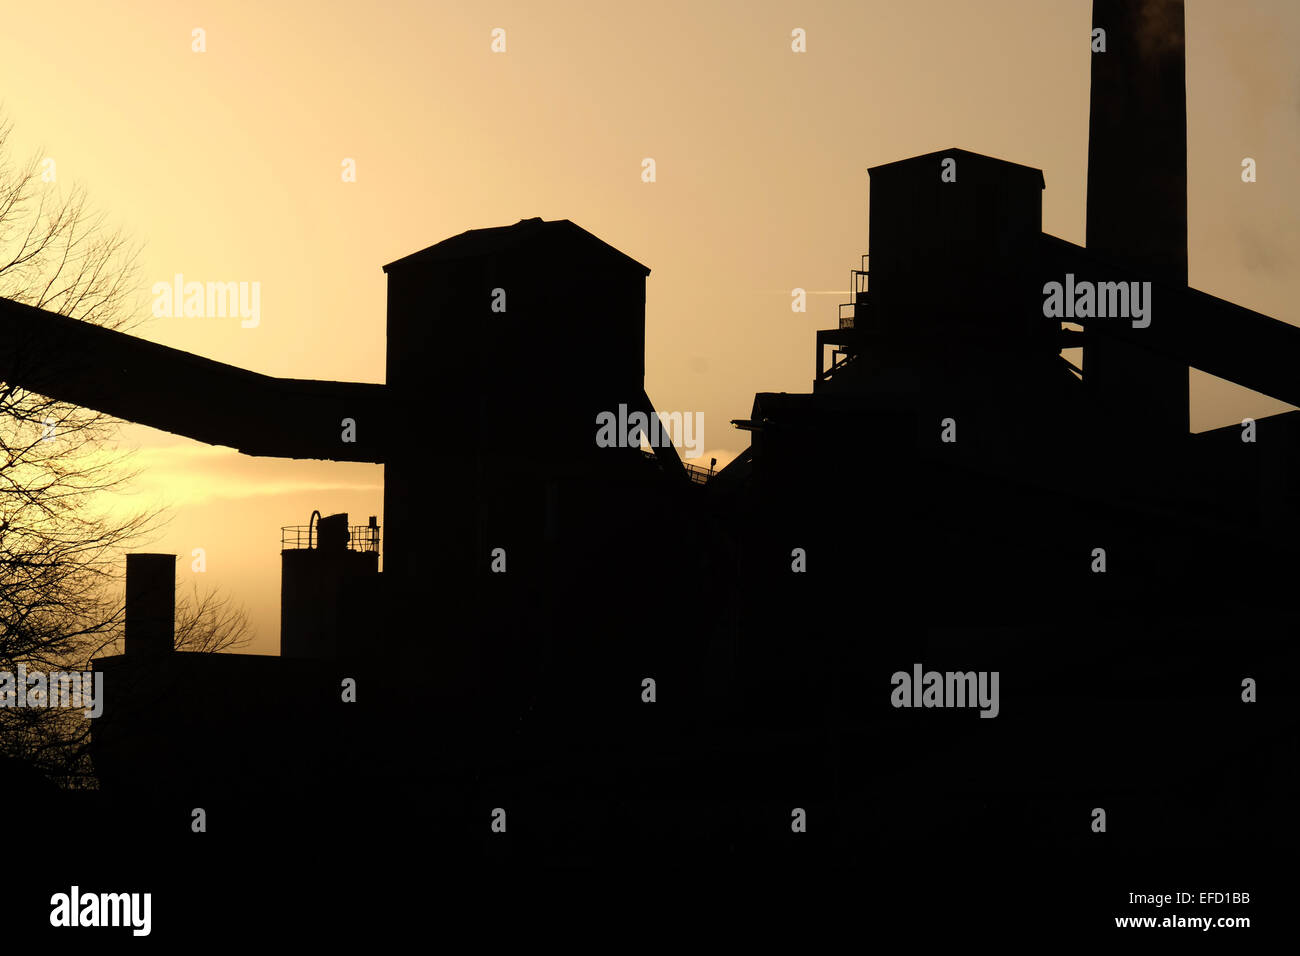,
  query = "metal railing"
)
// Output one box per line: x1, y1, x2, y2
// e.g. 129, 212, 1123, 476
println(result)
641, 449, 714, 484
838, 253, 868, 330
281, 524, 380, 553
682, 461, 712, 485
822, 351, 858, 380
853, 254, 870, 291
